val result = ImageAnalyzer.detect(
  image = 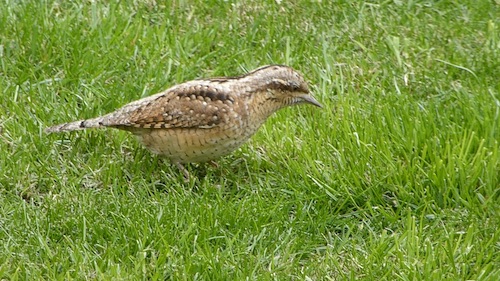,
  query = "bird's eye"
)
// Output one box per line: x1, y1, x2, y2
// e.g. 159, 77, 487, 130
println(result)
289, 81, 300, 91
